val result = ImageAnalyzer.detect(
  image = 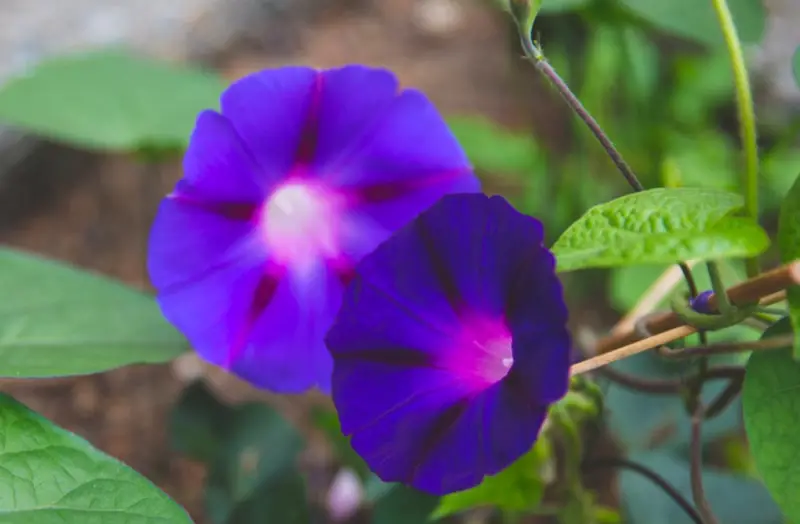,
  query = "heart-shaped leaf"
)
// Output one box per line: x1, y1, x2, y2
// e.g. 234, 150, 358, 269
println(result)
742, 318, 800, 521
0, 247, 188, 378
0, 393, 192, 523
0, 49, 225, 151
552, 188, 769, 272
